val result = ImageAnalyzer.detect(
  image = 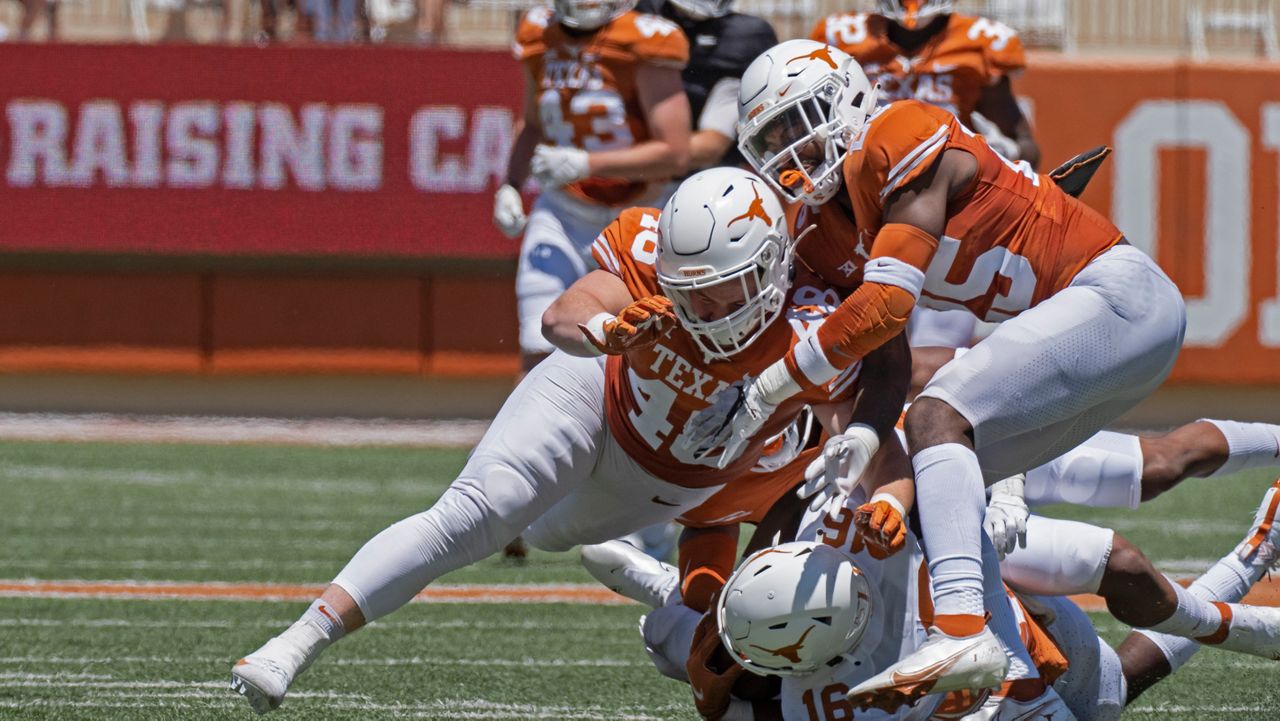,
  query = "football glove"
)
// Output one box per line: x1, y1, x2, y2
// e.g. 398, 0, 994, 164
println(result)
531, 144, 590, 187
984, 474, 1029, 560
492, 183, 527, 239
852, 493, 907, 559
796, 424, 880, 511
578, 296, 677, 356
686, 609, 744, 721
